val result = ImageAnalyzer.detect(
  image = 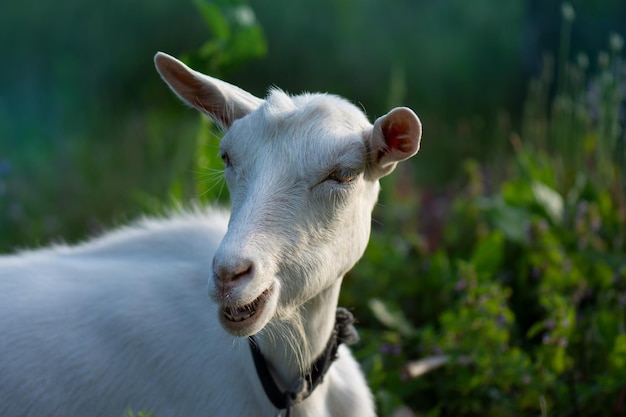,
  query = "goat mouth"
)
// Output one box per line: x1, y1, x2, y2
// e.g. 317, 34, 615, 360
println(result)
221, 286, 273, 324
